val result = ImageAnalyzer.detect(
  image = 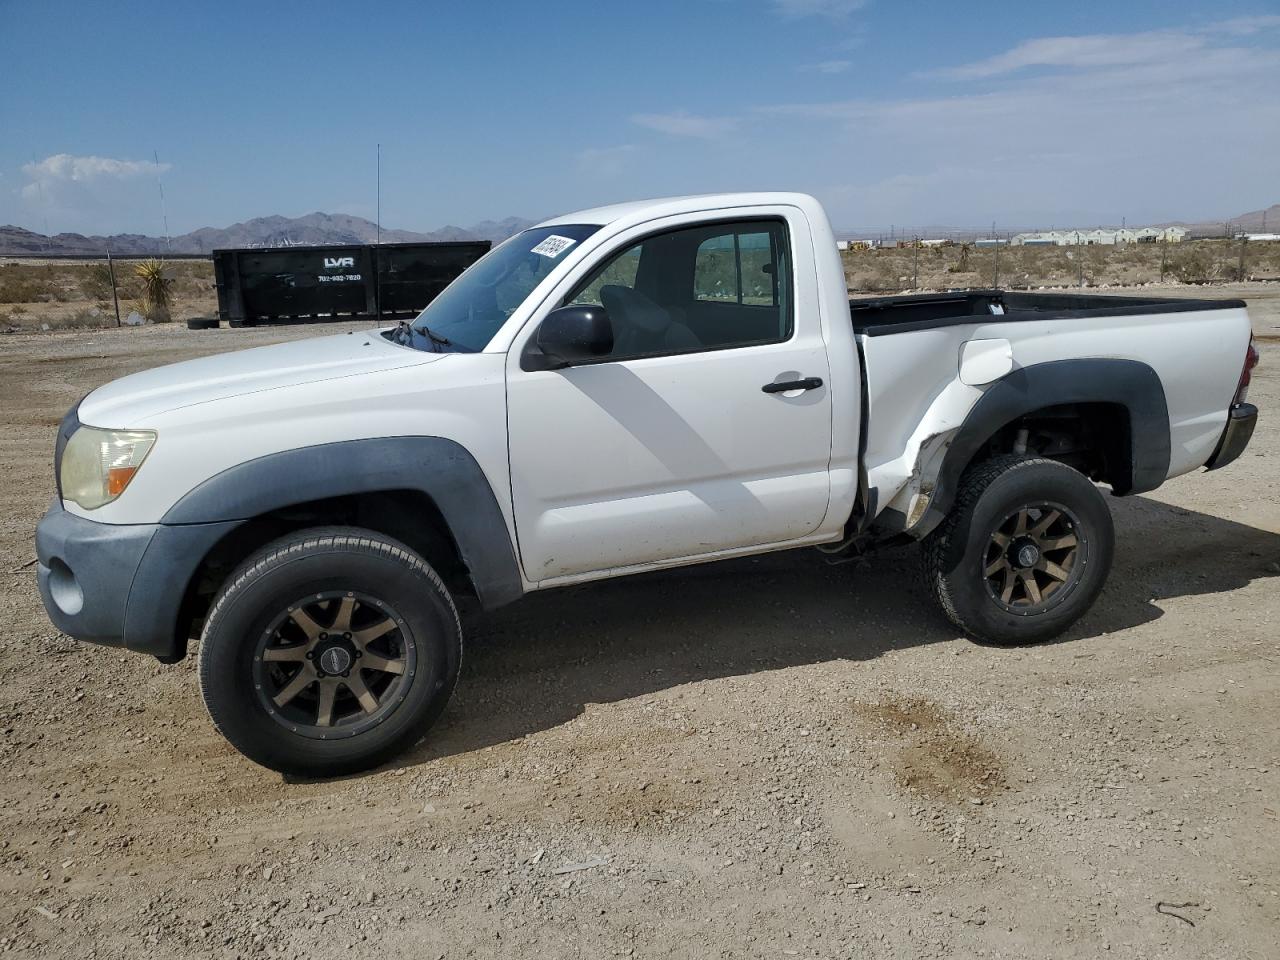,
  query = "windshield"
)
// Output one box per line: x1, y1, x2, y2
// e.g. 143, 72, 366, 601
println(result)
399, 223, 600, 353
